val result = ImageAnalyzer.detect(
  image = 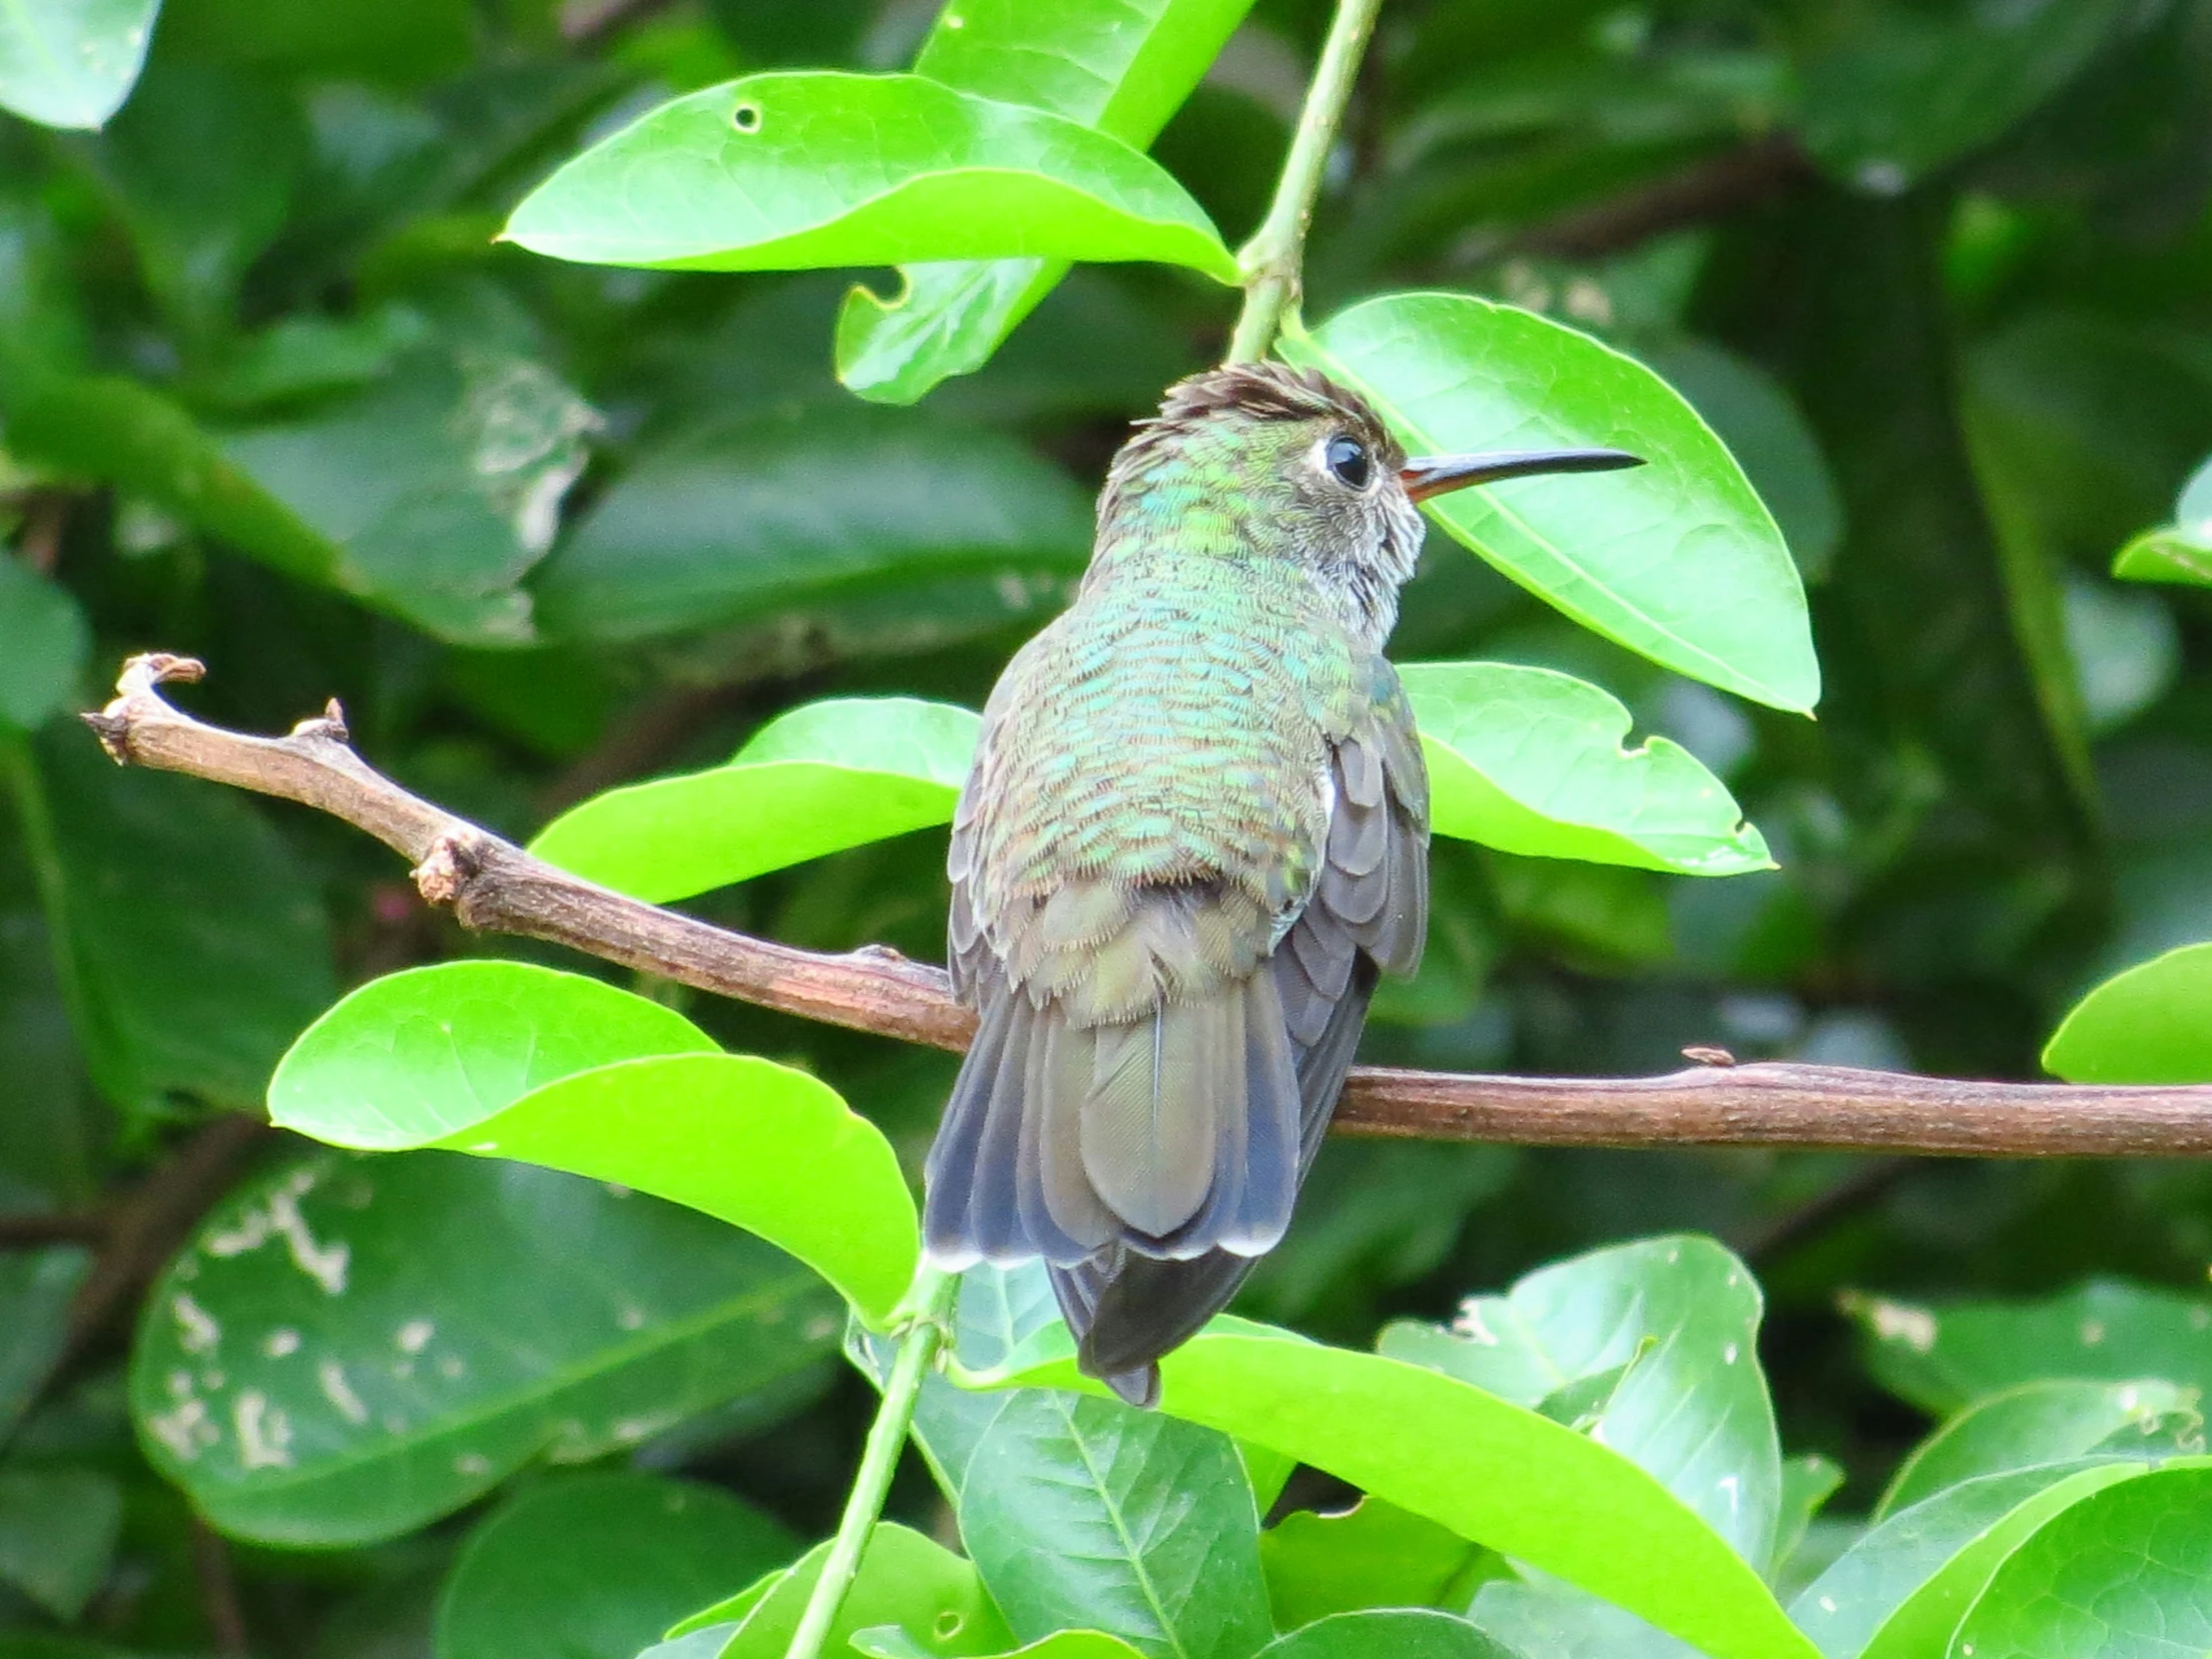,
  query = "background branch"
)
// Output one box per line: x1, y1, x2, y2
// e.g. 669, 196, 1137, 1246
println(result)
85, 656, 2212, 1159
